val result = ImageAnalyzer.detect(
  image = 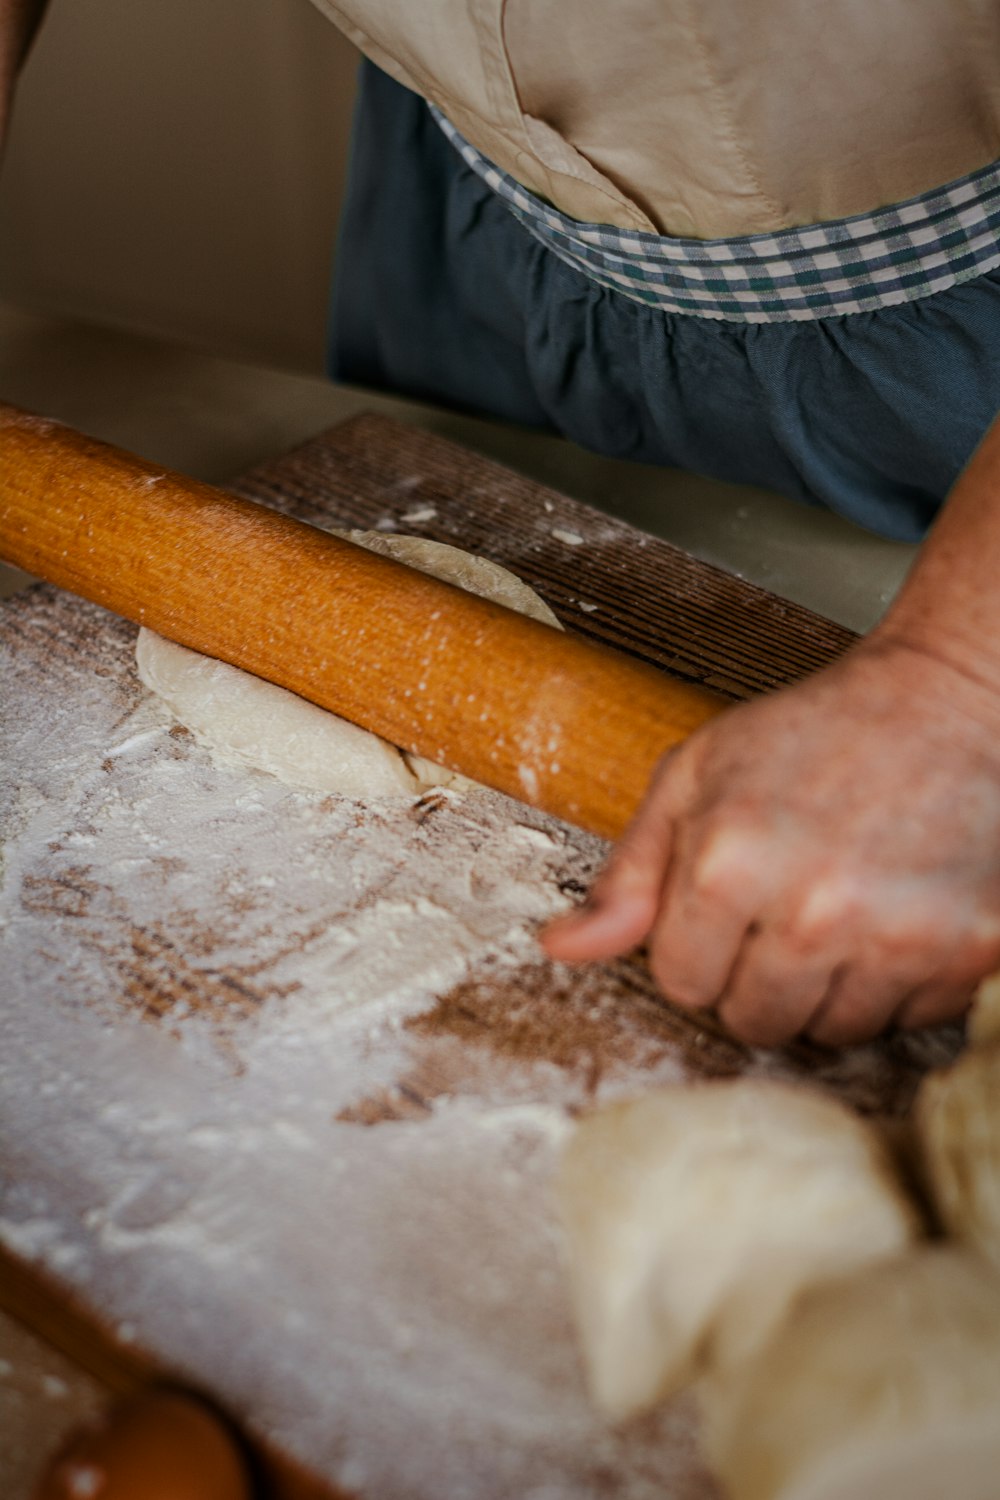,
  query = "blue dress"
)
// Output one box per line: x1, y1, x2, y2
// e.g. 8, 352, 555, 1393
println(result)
330, 60, 1000, 543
